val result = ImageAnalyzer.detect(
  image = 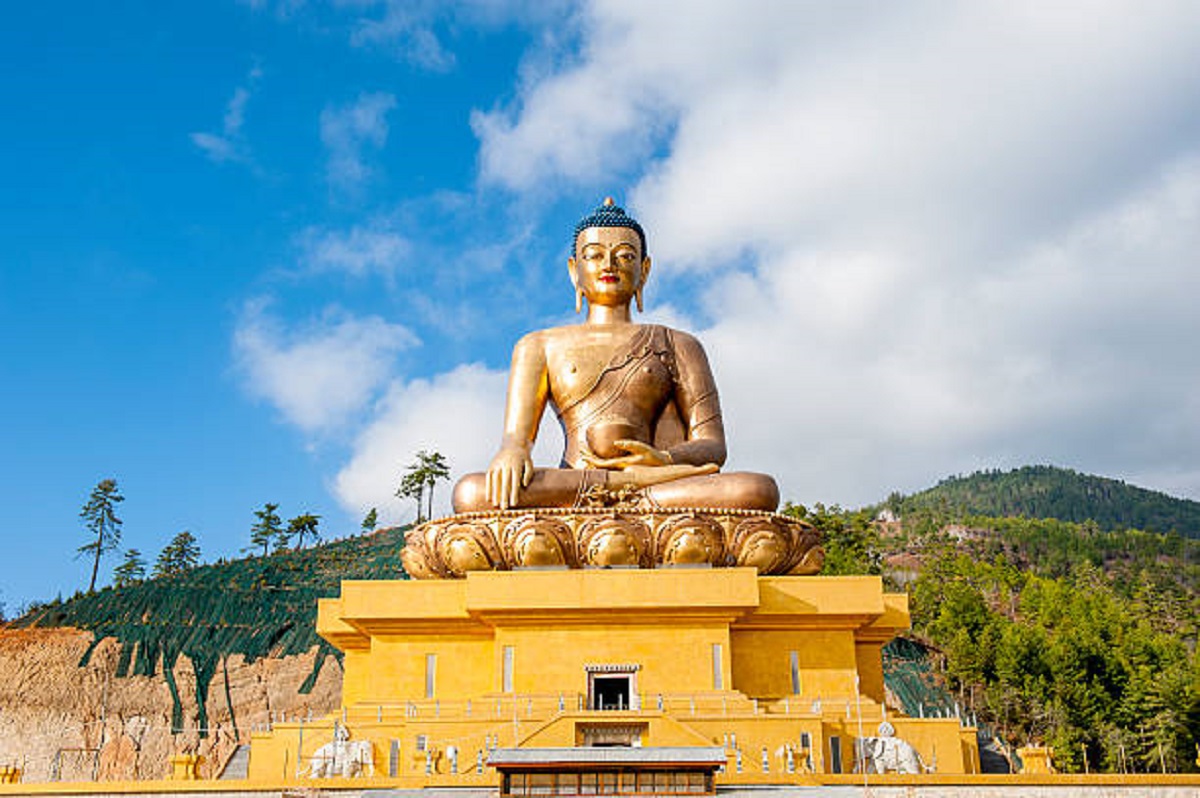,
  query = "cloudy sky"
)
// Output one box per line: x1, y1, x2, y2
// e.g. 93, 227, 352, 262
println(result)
3, 1, 1199, 609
